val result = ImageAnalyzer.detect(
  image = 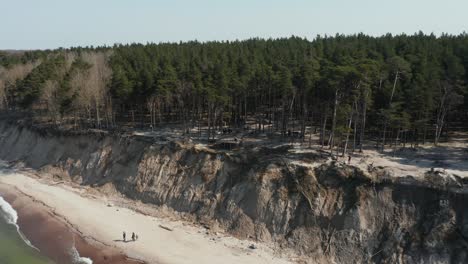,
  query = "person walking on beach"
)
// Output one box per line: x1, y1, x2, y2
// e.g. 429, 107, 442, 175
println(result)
132, 232, 135, 241
123, 231, 126, 242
